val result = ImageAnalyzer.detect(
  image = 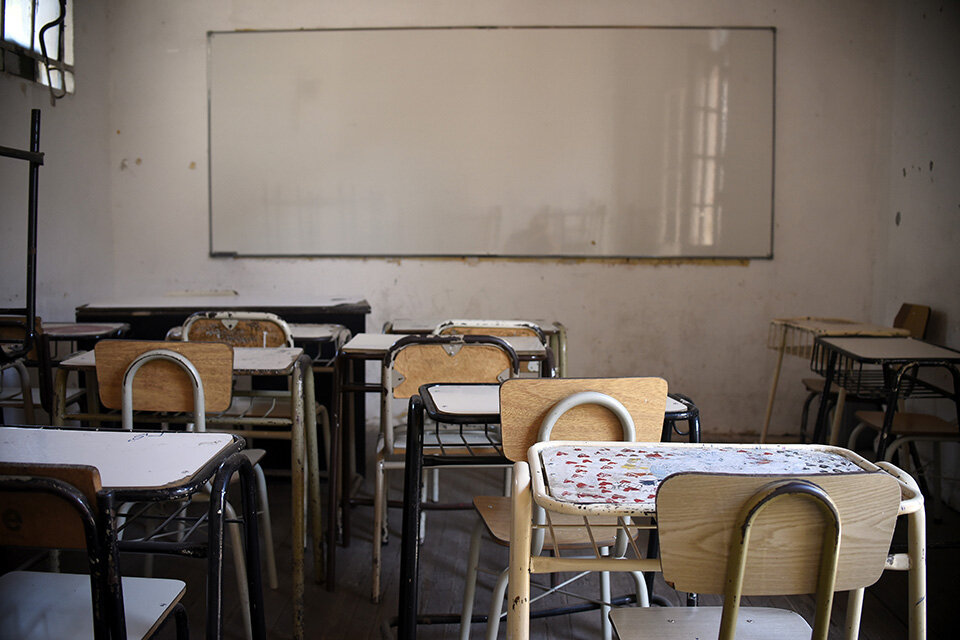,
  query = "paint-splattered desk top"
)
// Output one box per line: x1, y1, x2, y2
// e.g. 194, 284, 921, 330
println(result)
530, 442, 872, 515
